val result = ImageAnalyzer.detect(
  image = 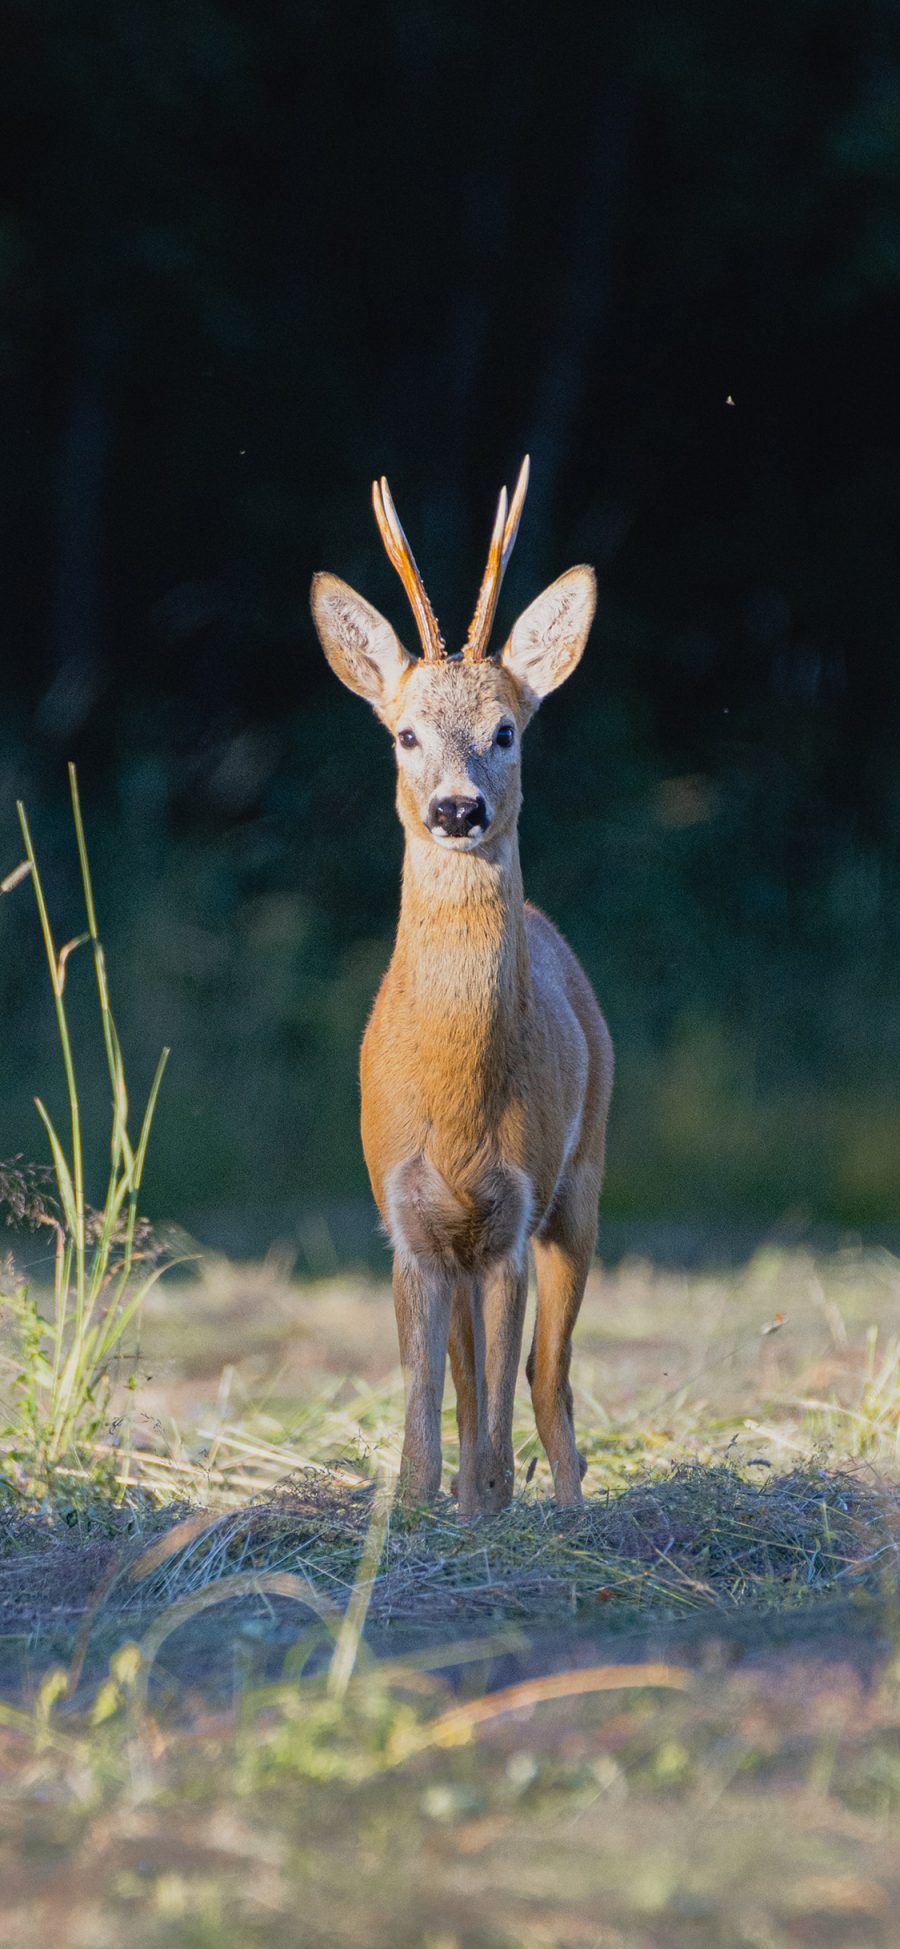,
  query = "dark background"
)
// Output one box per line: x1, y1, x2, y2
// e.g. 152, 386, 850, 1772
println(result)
1, 0, 899, 1263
